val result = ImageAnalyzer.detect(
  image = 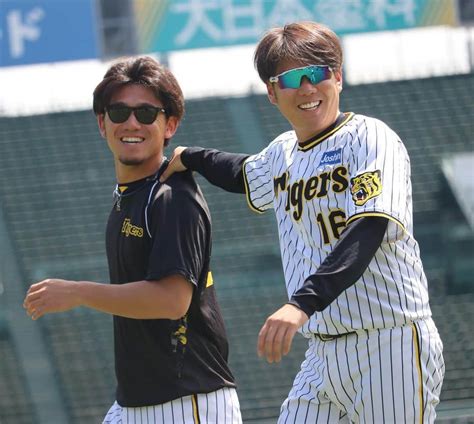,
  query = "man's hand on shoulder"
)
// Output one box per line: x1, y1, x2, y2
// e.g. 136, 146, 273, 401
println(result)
160, 146, 188, 182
